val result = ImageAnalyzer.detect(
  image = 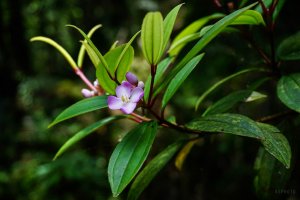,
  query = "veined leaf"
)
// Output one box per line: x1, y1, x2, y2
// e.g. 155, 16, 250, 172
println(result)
77, 24, 102, 68
277, 73, 300, 112
156, 3, 257, 98
128, 140, 184, 200
169, 13, 224, 56
48, 96, 107, 128
108, 121, 158, 197
162, 4, 184, 53
162, 54, 204, 108
186, 113, 264, 139
53, 116, 125, 160
144, 57, 174, 102
141, 12, 164, 65
277, 32, 300, 60
257, 123, 291, 168
231, 10, 265, 26
30, 36, 77, 70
